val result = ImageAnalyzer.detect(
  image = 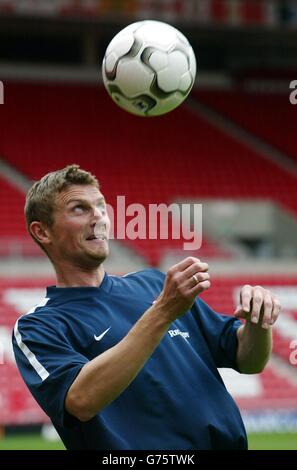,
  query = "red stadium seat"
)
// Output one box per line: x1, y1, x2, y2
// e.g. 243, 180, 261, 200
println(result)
1, 82, 297, 263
